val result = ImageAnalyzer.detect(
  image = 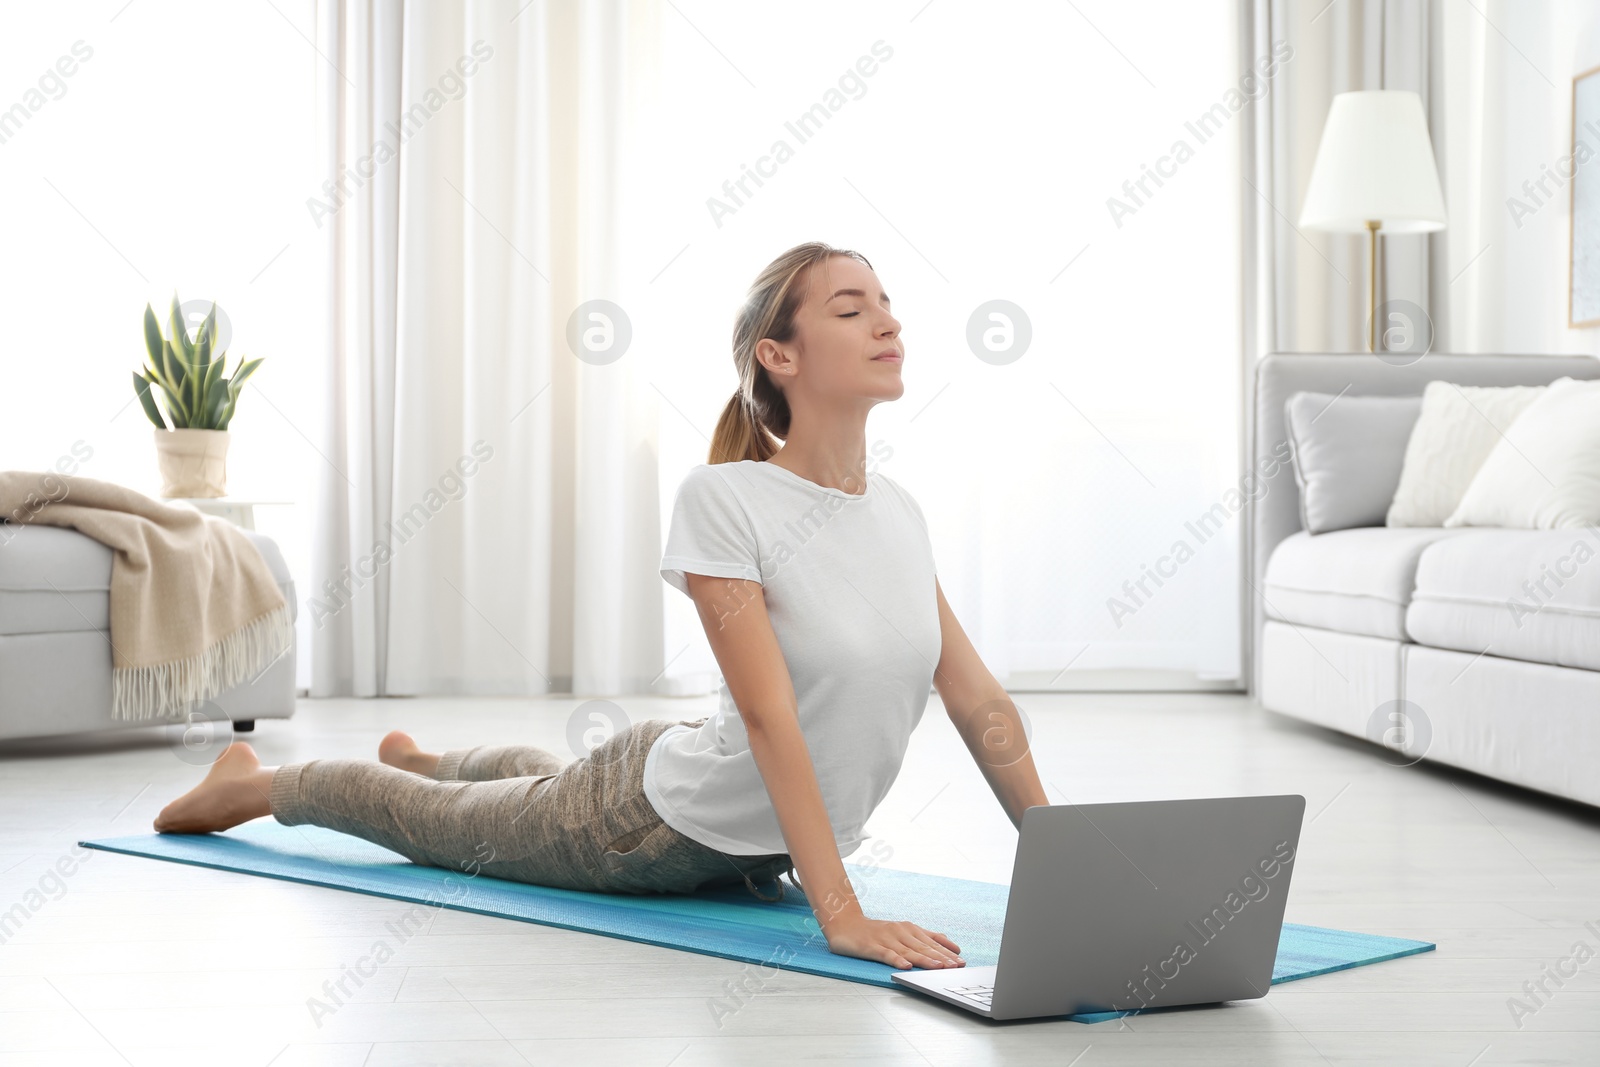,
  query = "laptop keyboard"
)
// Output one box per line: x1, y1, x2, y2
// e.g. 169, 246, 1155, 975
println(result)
946, 982, 995, 1006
